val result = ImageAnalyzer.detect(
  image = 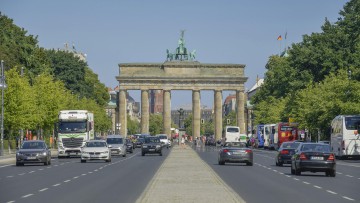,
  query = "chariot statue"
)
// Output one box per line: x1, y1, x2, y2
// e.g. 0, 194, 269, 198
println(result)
166, 30, 196, 61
